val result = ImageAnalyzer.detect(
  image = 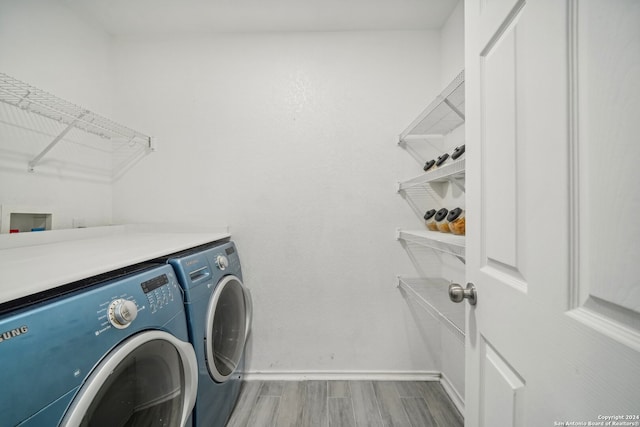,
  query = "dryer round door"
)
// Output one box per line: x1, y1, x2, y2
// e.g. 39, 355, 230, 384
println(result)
205, 275, 251, 383
60, 330, 198, 427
